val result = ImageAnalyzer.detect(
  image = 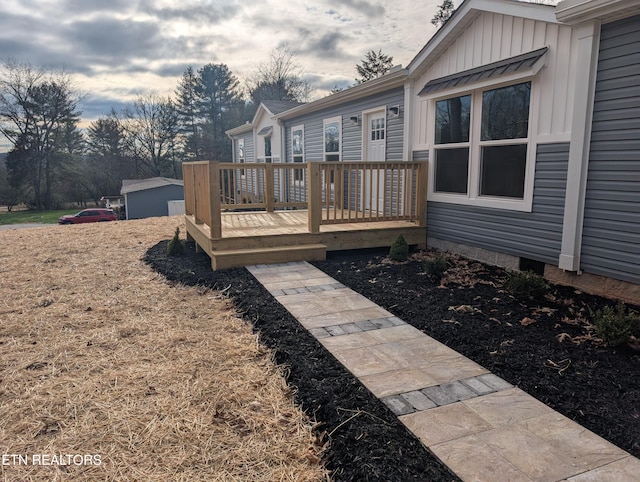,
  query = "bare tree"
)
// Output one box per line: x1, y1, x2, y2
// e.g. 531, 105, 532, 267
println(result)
0, 60, 83, 209
117, 93, 180, 178
246, 46, 311, 106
